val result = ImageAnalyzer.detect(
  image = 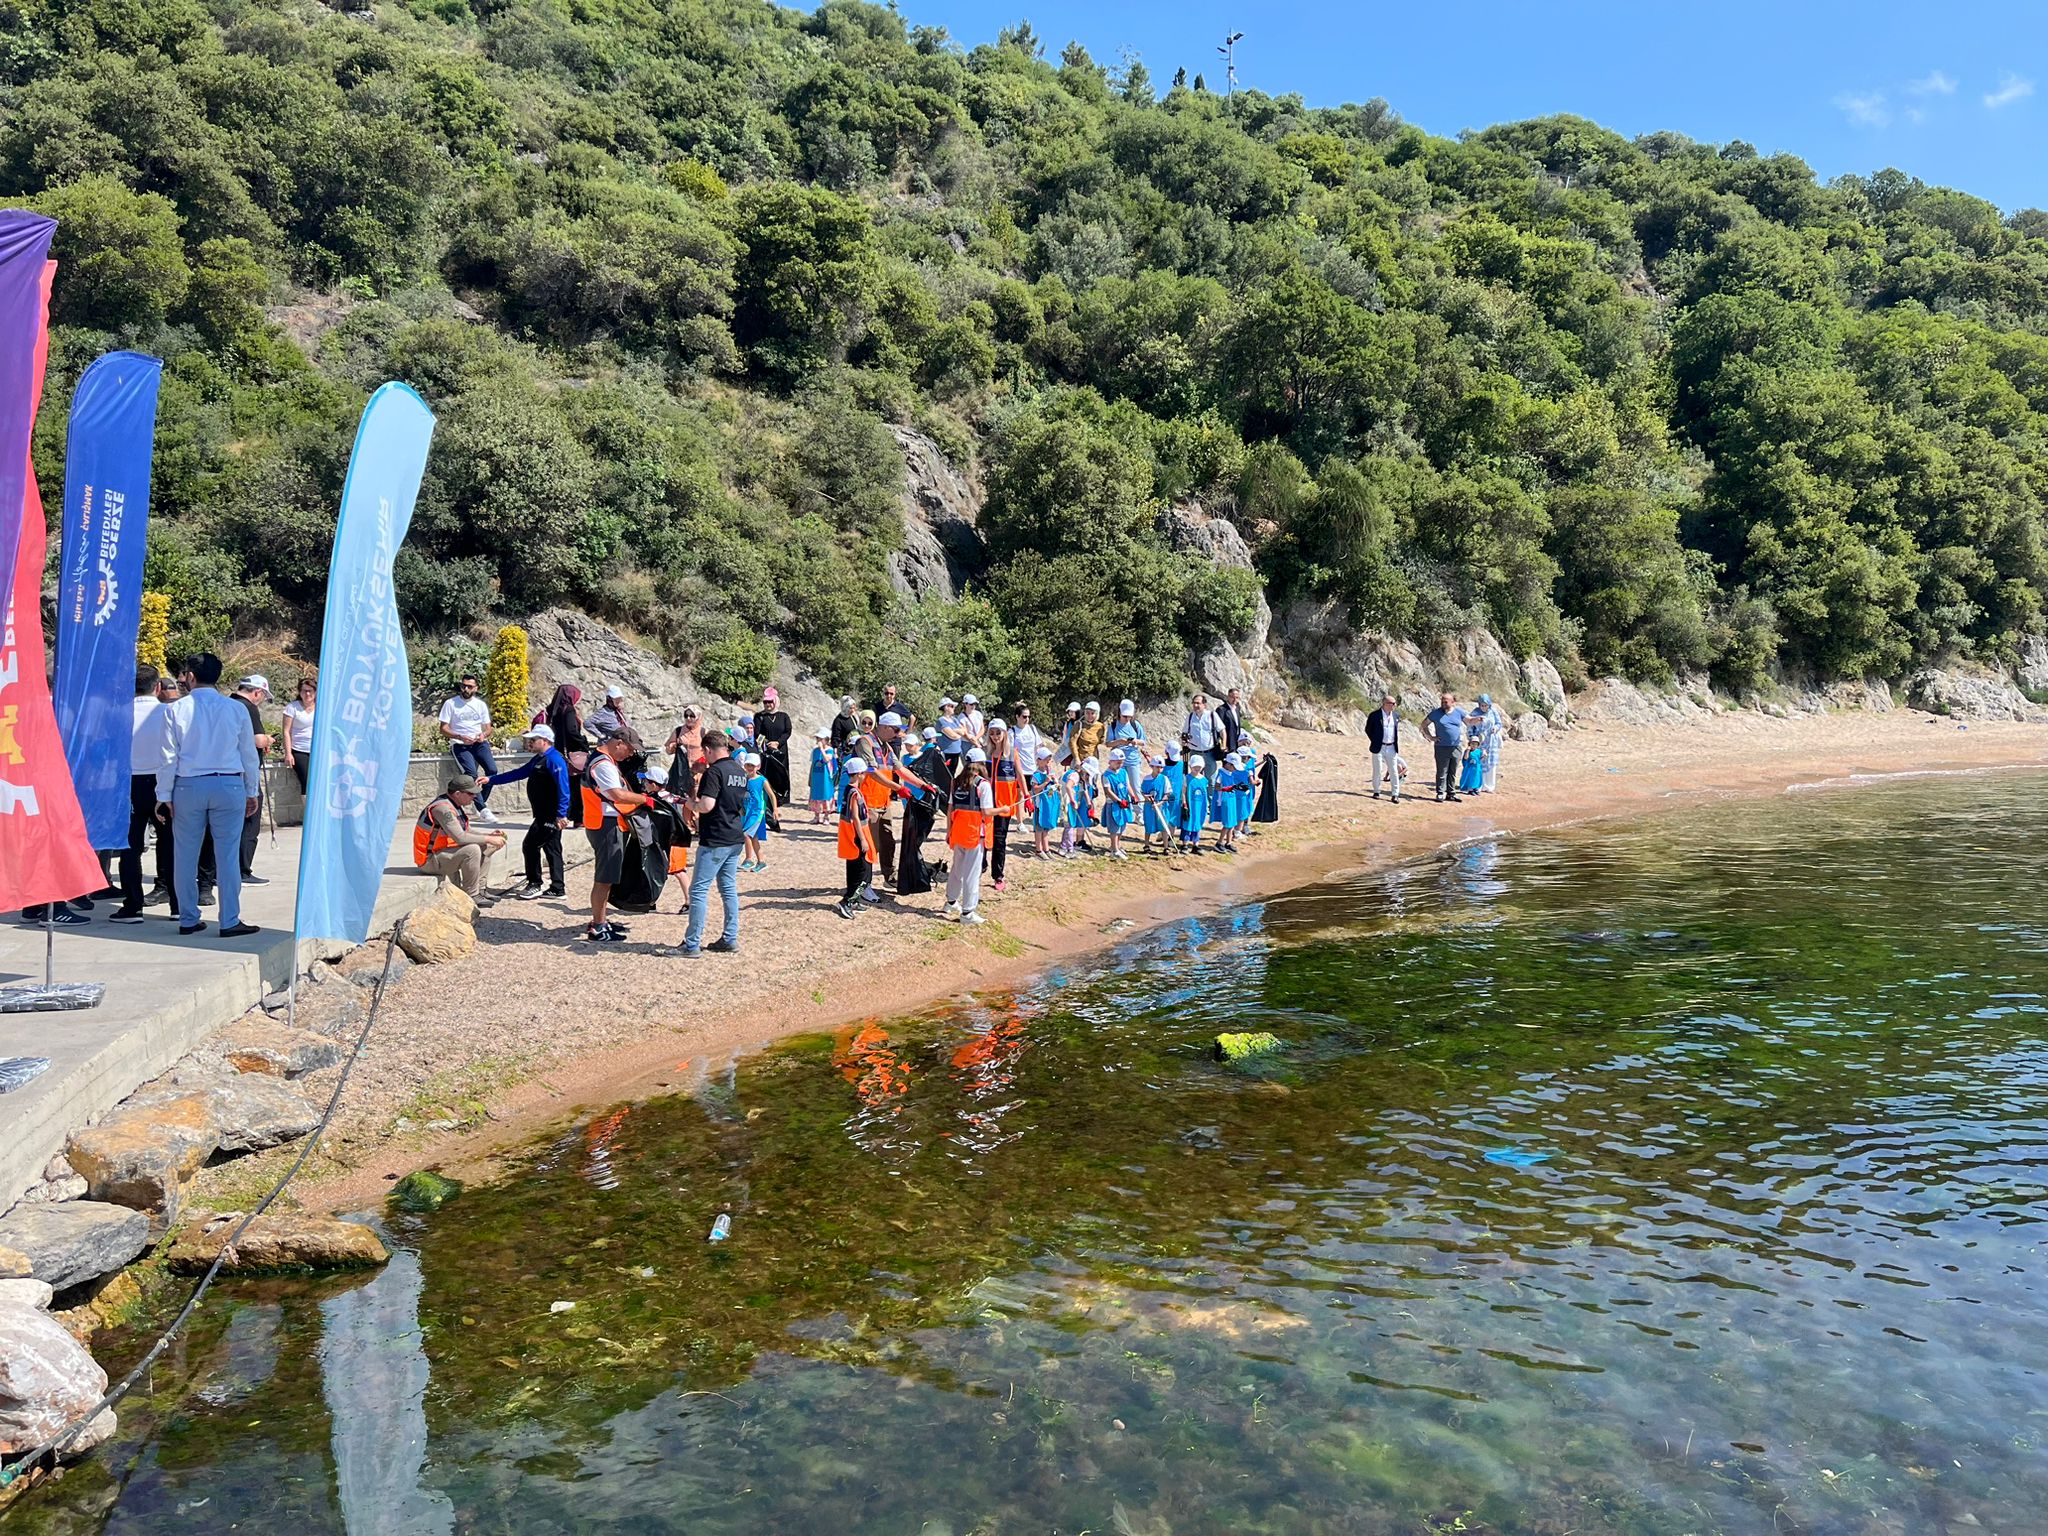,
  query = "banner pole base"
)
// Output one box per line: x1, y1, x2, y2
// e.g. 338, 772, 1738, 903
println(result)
0, 982, 104, 1013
